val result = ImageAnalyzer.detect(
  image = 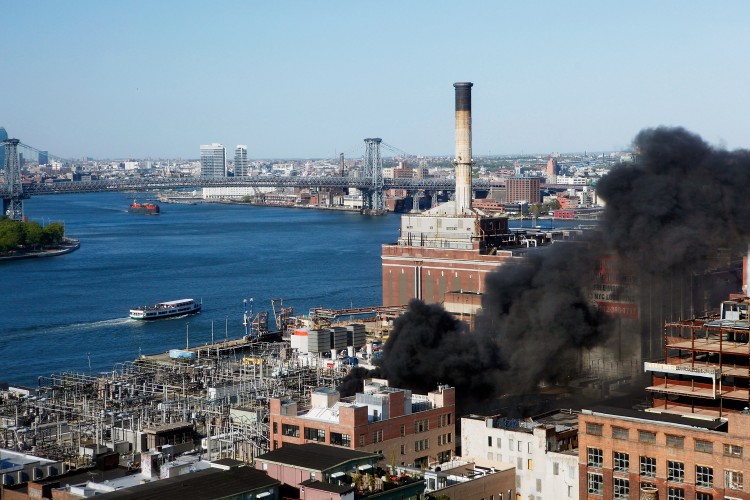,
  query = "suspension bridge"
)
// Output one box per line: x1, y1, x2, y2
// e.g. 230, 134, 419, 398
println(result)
1, 137, 504, 221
